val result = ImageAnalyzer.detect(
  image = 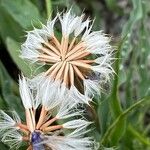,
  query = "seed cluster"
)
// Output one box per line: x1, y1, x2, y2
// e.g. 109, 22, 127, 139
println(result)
17, 106, 64, 149
39, 35, 94, 88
